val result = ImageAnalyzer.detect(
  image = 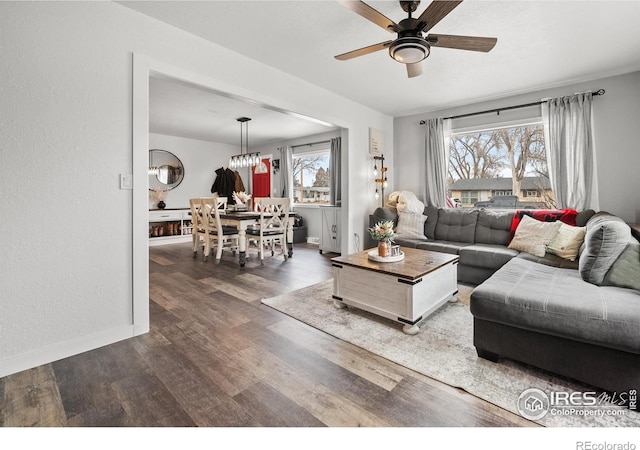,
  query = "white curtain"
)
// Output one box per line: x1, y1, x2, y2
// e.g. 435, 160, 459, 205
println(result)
278, 146, 293, 199
423, 118, 452, 208
542, 92, 599, 211
329, 137, 341, 206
